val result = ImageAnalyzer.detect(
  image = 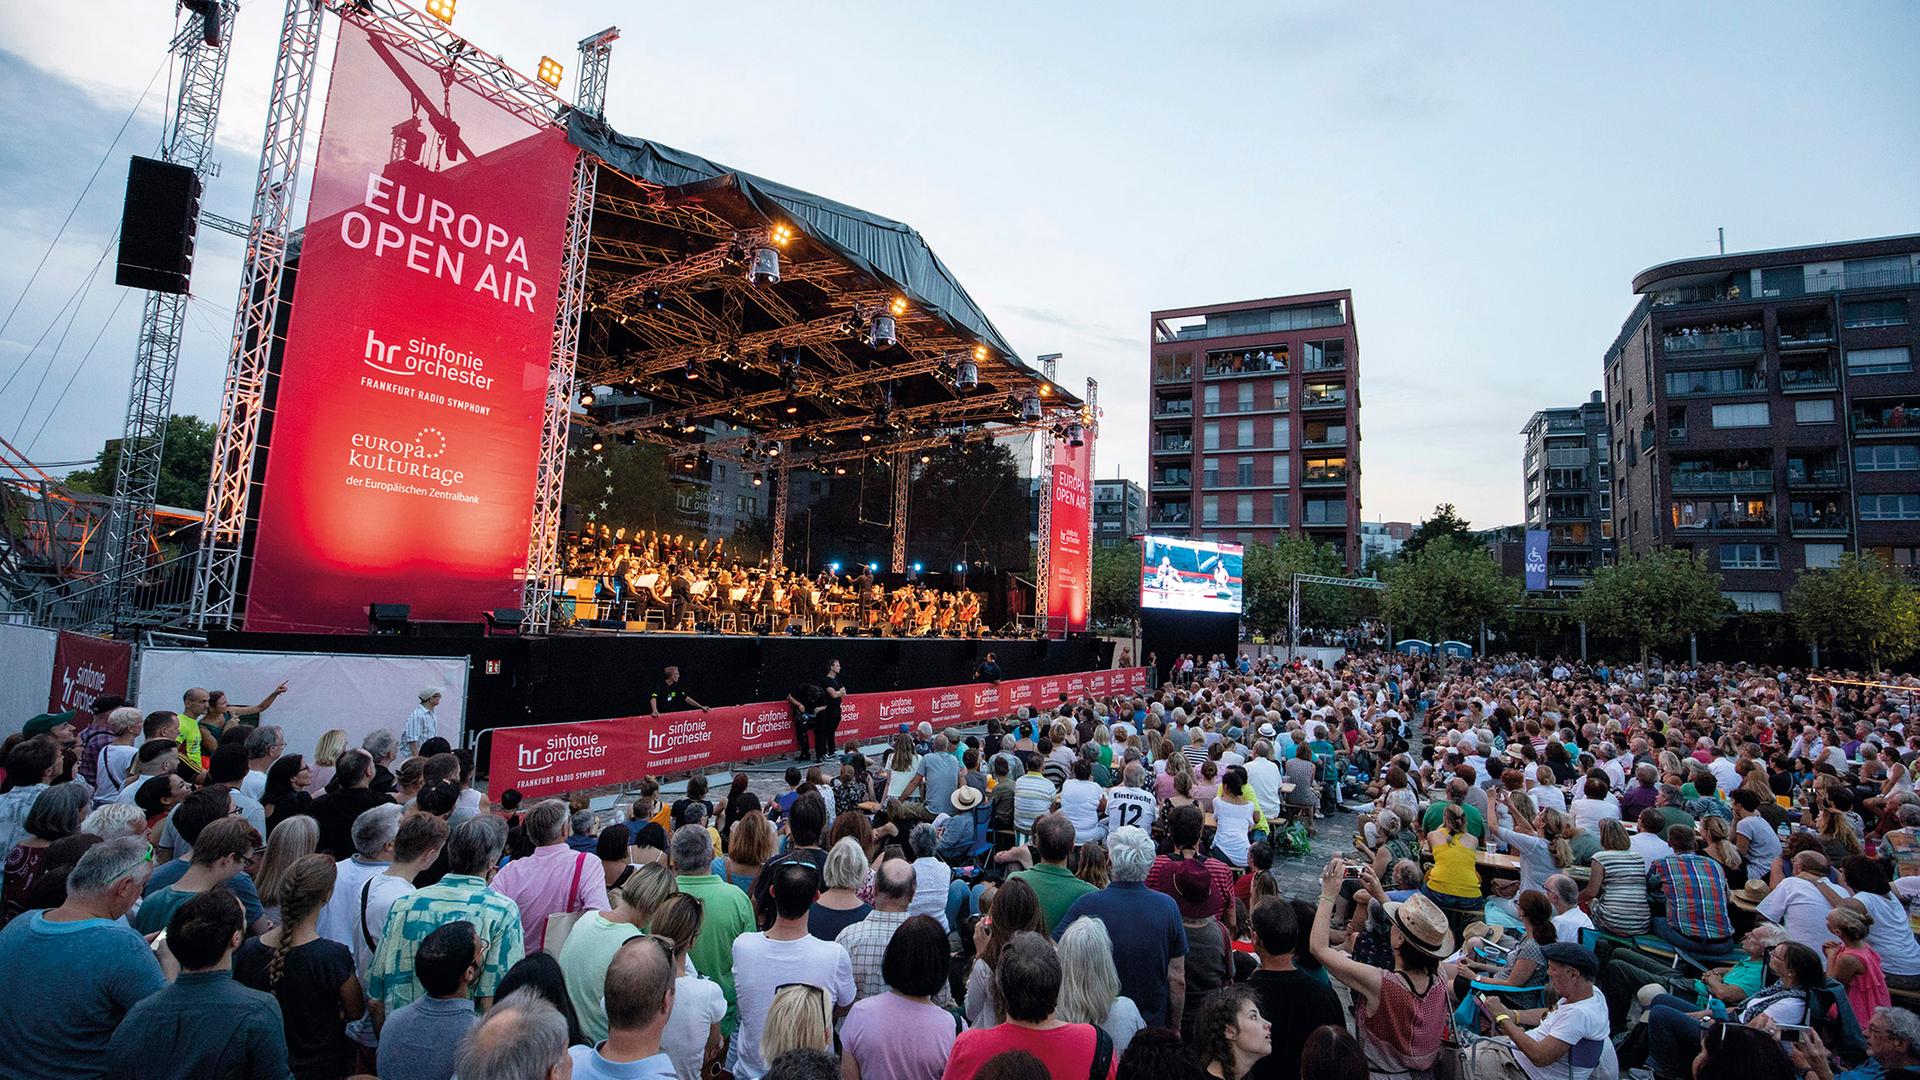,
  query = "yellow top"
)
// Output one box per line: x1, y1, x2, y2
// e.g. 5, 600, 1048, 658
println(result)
1427, 834, 1482, 898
